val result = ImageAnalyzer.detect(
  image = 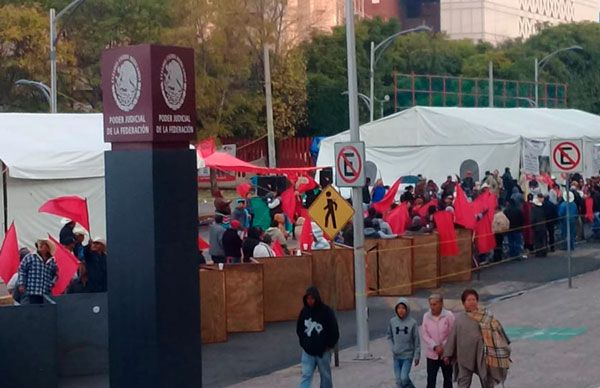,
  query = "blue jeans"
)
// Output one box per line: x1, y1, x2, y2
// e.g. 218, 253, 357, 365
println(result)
393, 358, 415, 388
507, 231, 523, 258
299, 350, 332, 388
